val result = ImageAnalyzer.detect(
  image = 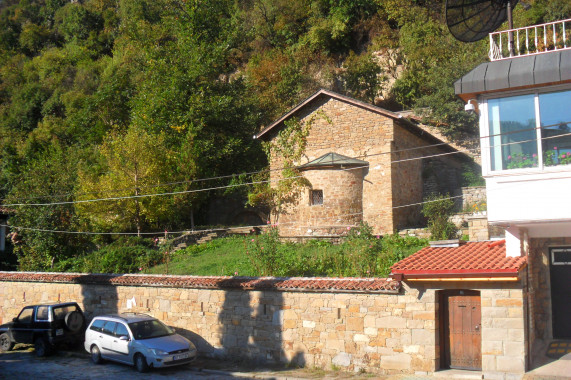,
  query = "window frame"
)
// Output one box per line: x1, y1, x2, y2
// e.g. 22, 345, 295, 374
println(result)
551, 247, 571, 266
89, 318, 107, 332
101, 321, 117, 336
481, 84, 571, 176
310, 189, 323, 206
35, 306, 50, 322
